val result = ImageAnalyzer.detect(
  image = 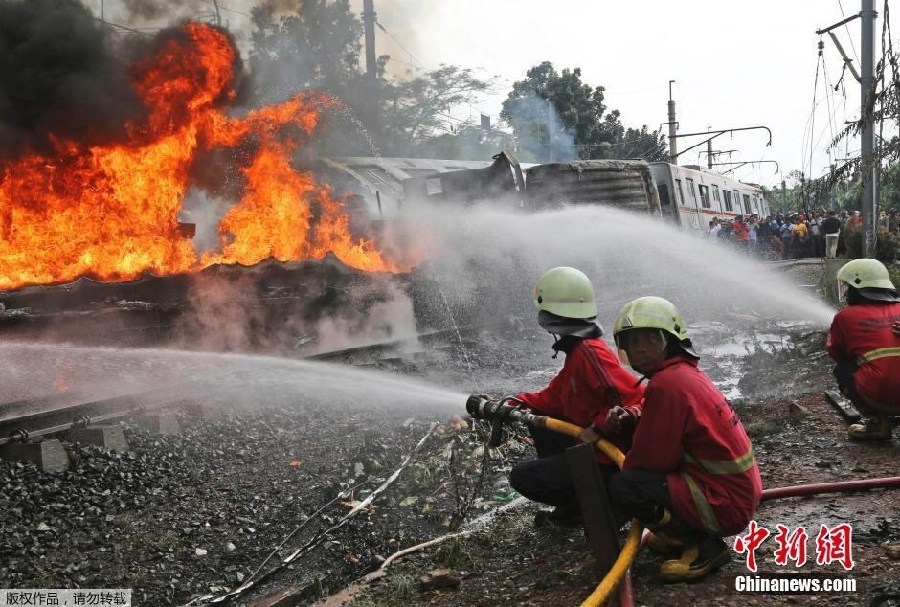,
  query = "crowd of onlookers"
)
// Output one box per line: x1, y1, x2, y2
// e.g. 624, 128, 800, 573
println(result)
706, 208, 900, 260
